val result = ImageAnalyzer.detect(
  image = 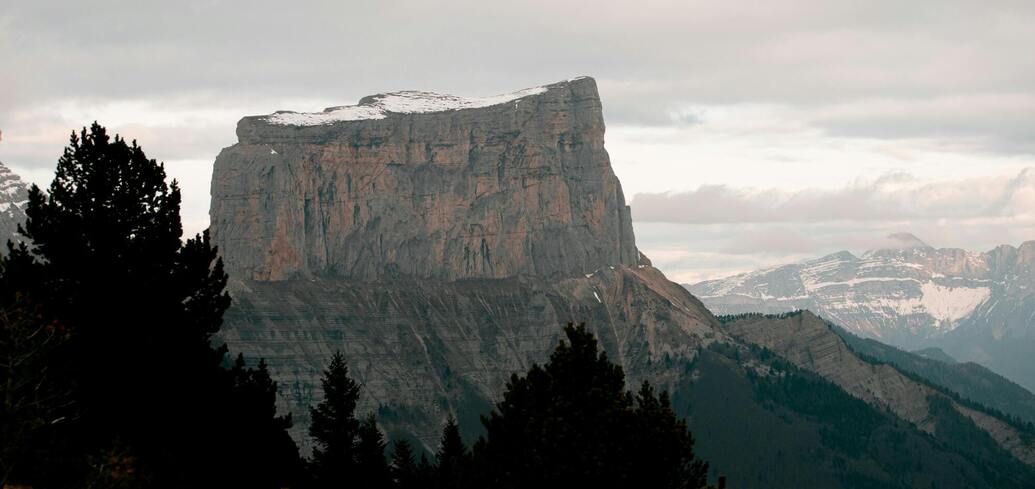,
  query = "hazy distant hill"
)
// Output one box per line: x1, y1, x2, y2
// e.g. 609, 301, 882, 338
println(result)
689, 234, 1035, 391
